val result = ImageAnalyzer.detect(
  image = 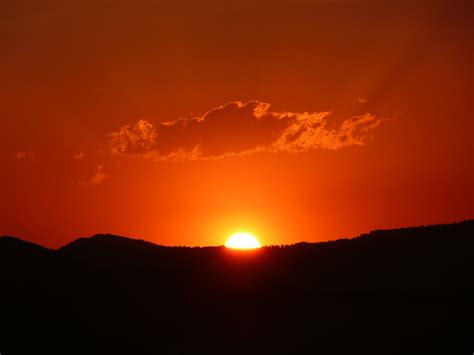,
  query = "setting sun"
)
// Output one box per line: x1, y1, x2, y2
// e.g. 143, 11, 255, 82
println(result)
225, 232, 261, 249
